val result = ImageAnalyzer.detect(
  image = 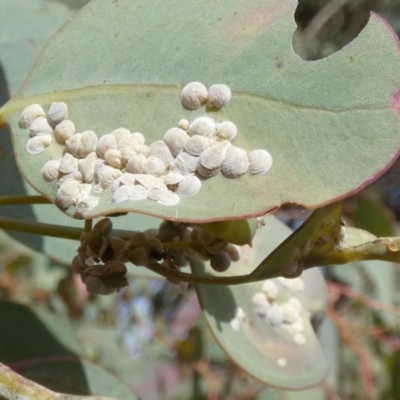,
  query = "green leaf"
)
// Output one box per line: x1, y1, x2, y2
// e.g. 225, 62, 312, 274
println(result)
13, 357, 138, 399
2, 0, 400, 222
0, 301, 82, 363
192, 215, 328, 389
193, 218, 257, 246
